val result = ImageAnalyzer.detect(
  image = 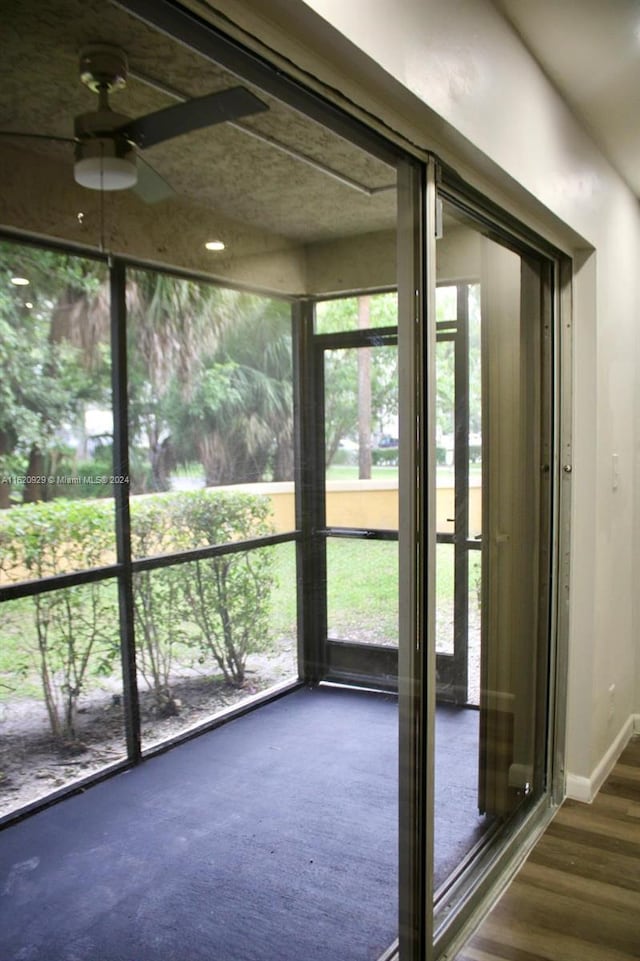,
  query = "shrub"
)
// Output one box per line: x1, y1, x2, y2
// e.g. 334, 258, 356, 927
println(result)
372, 448, 399, 467
167, 490, 275, 687
0, 489, 277, 737
130, 497, 191, 716
0, 500, 118, 744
